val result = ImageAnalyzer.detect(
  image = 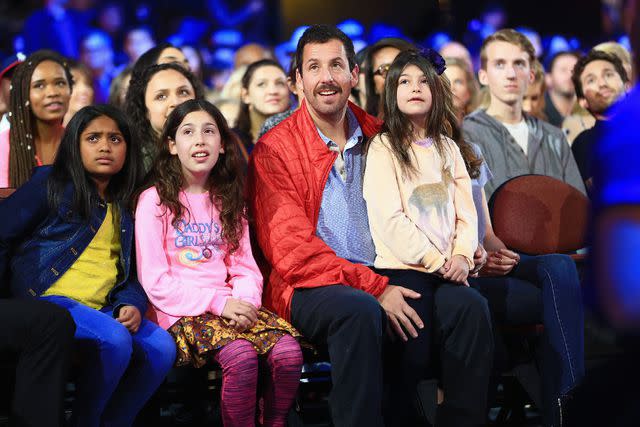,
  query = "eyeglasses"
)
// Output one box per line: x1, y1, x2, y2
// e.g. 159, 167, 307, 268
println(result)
373, 63, 391, 78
